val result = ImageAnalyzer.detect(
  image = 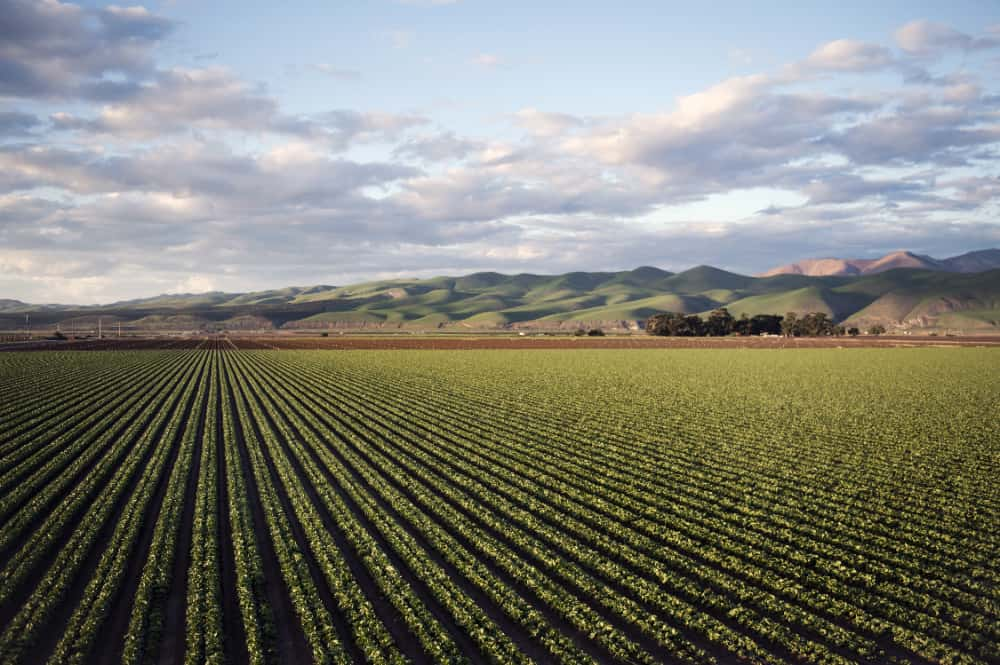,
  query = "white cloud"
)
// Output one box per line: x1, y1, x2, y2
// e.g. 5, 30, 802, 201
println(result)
172, 274, 216, 294
64, 67, 280, 138
0, 0, 173, 100
393, 132, 484, 161
47, 67, 427, 149
895, 20, 1000, 55
803, 39, 894, 72
0, 110, 40, 136
2, 9, 999, 302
